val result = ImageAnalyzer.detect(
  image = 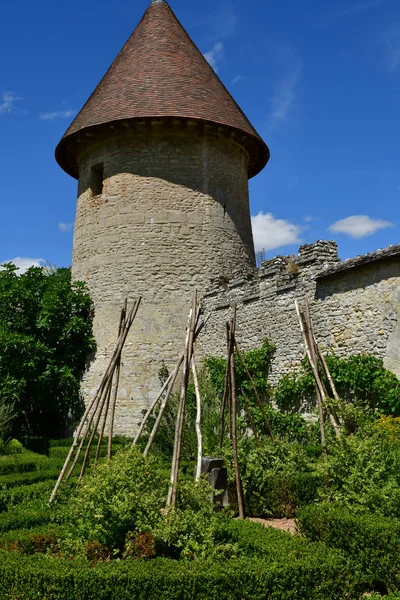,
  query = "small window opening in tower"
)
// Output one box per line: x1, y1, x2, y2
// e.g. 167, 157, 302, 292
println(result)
90, 163, 104, 196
